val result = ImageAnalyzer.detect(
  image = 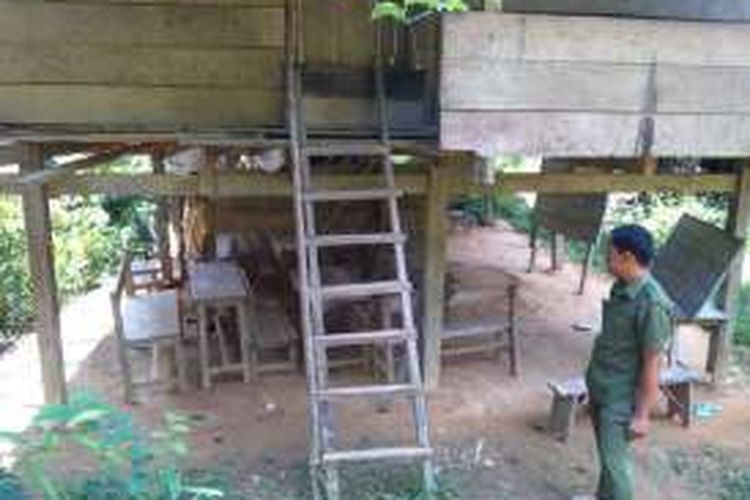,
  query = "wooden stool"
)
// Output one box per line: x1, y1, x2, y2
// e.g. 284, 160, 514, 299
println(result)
660, 363, 699, 427
547, 377, 588, 442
